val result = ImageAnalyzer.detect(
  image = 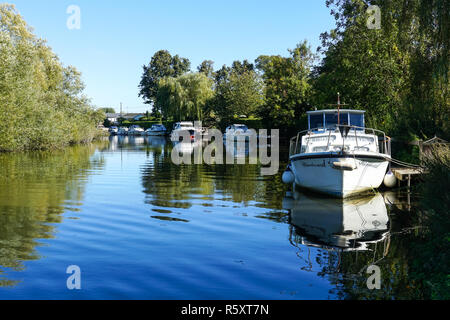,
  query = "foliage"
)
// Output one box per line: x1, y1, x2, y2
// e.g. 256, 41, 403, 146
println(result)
256, 41, 315, 131
197, 60, 215, 79
100, 107, 116, 114
0, 4, 103, 152
213, 61, 264, 125
156, 73, 214, 121
414, 147, 450, 299
138, 50, 191, 105
313, 0, 449, 140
